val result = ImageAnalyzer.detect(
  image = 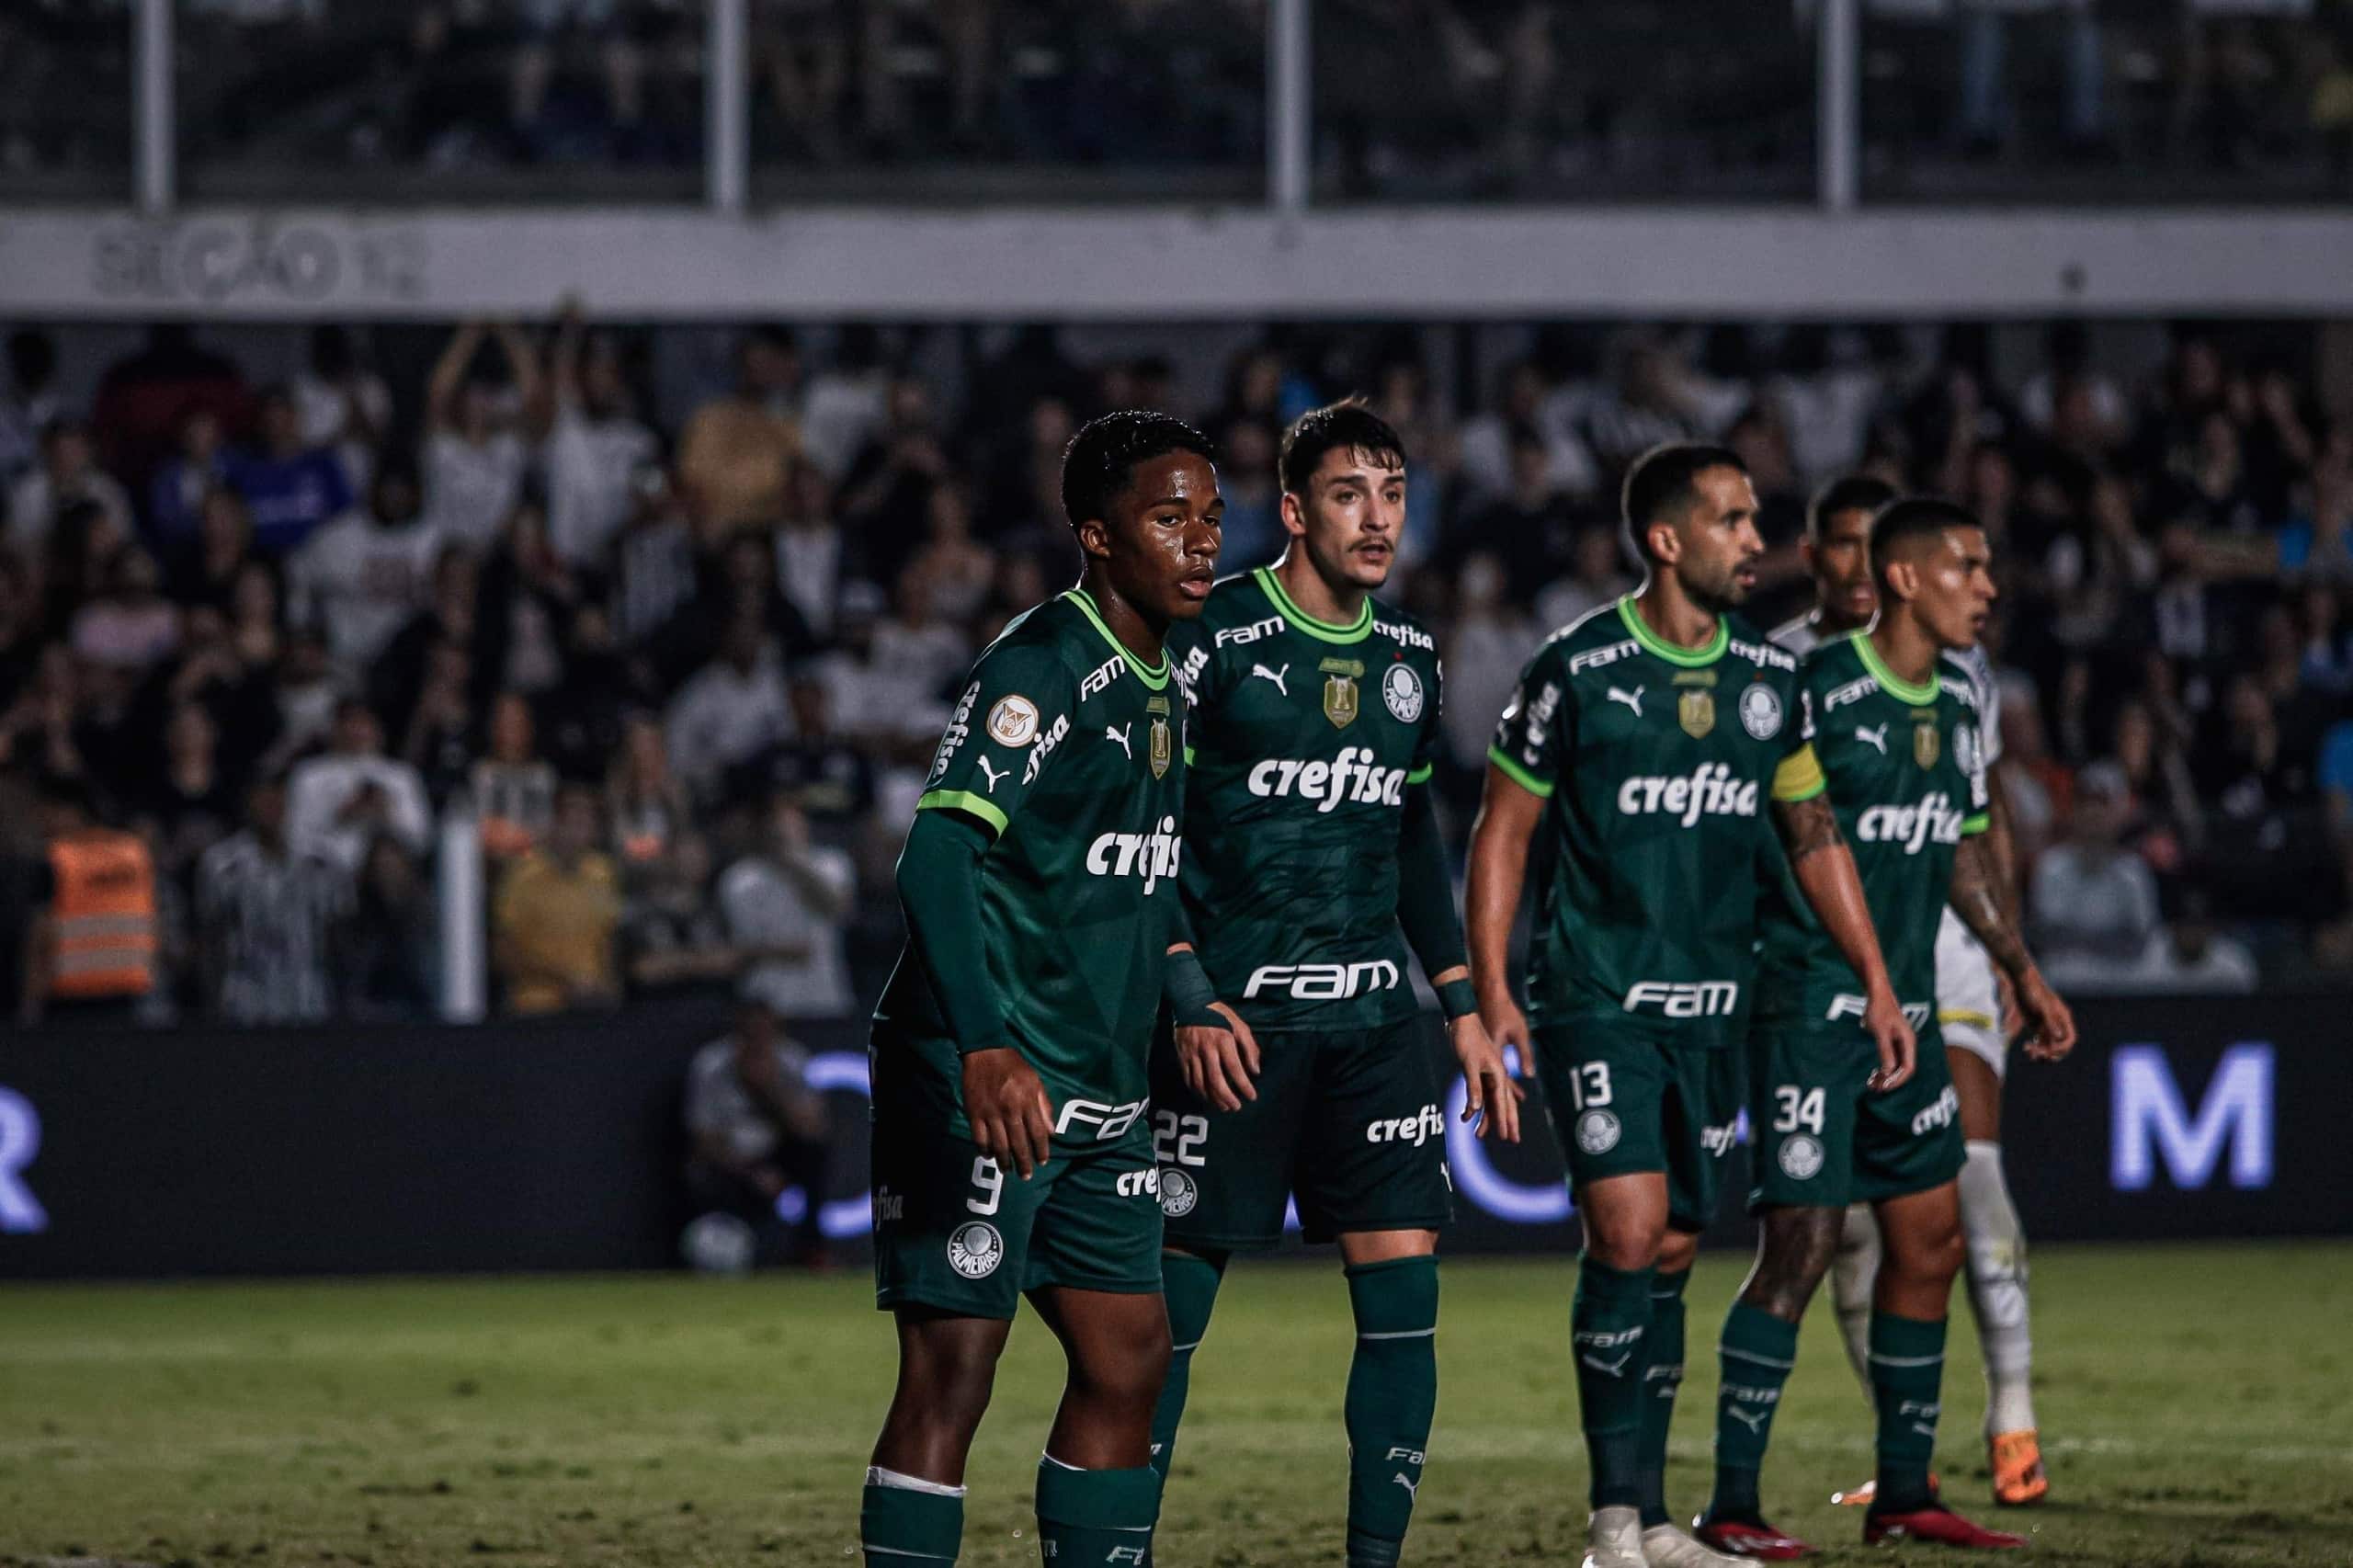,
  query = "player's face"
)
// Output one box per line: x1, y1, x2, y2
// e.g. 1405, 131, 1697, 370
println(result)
1910, 525, 1996, 651
1089, 450, 1223, 624
1805, 506, 1877, 626
1667, 465, 1765, 611
1287, 444, 1405, 593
